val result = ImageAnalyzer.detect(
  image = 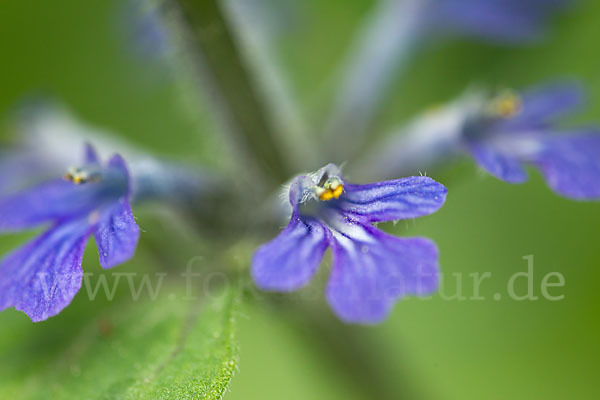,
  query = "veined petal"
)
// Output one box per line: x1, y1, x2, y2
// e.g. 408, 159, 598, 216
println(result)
532, 133, 600, 200
251, 214, 330, 291
469, 143, 528, 183
93, 153, 138, 268
338, 176, 447, 222
326, 222, 439, 324
95, 199, 140, 269
0, 220, 92, 322
0, 179, 103, 232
